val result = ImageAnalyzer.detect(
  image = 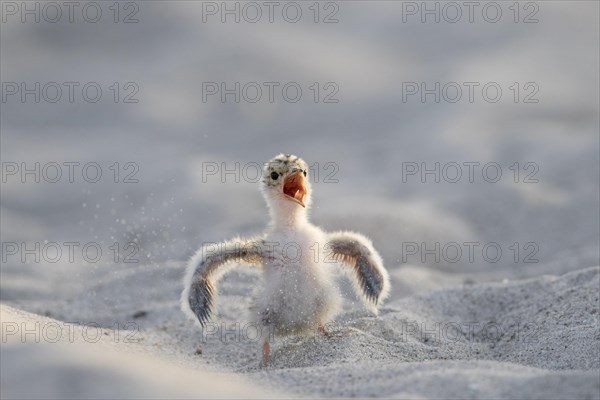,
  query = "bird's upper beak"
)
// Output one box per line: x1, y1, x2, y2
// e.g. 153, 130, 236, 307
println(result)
282, 170, 307, 208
